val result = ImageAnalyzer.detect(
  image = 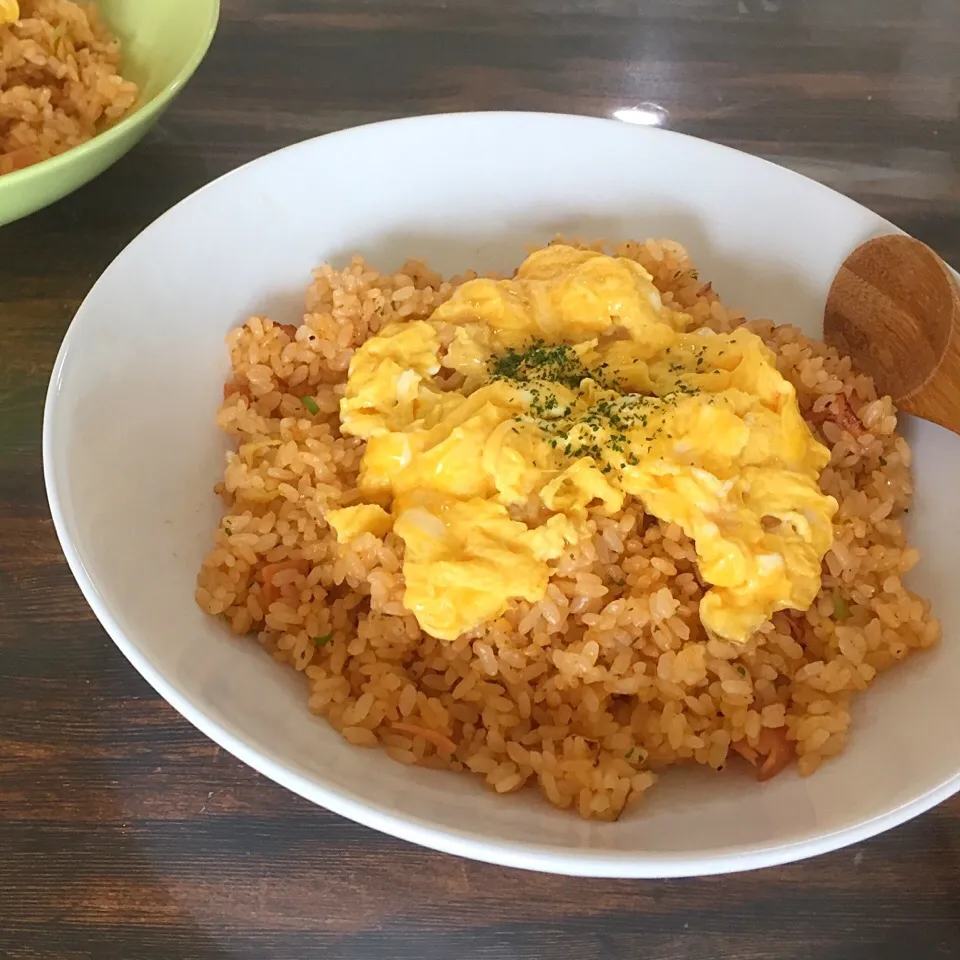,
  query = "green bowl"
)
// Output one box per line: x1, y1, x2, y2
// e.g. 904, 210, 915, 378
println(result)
0, 0, 220, 227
